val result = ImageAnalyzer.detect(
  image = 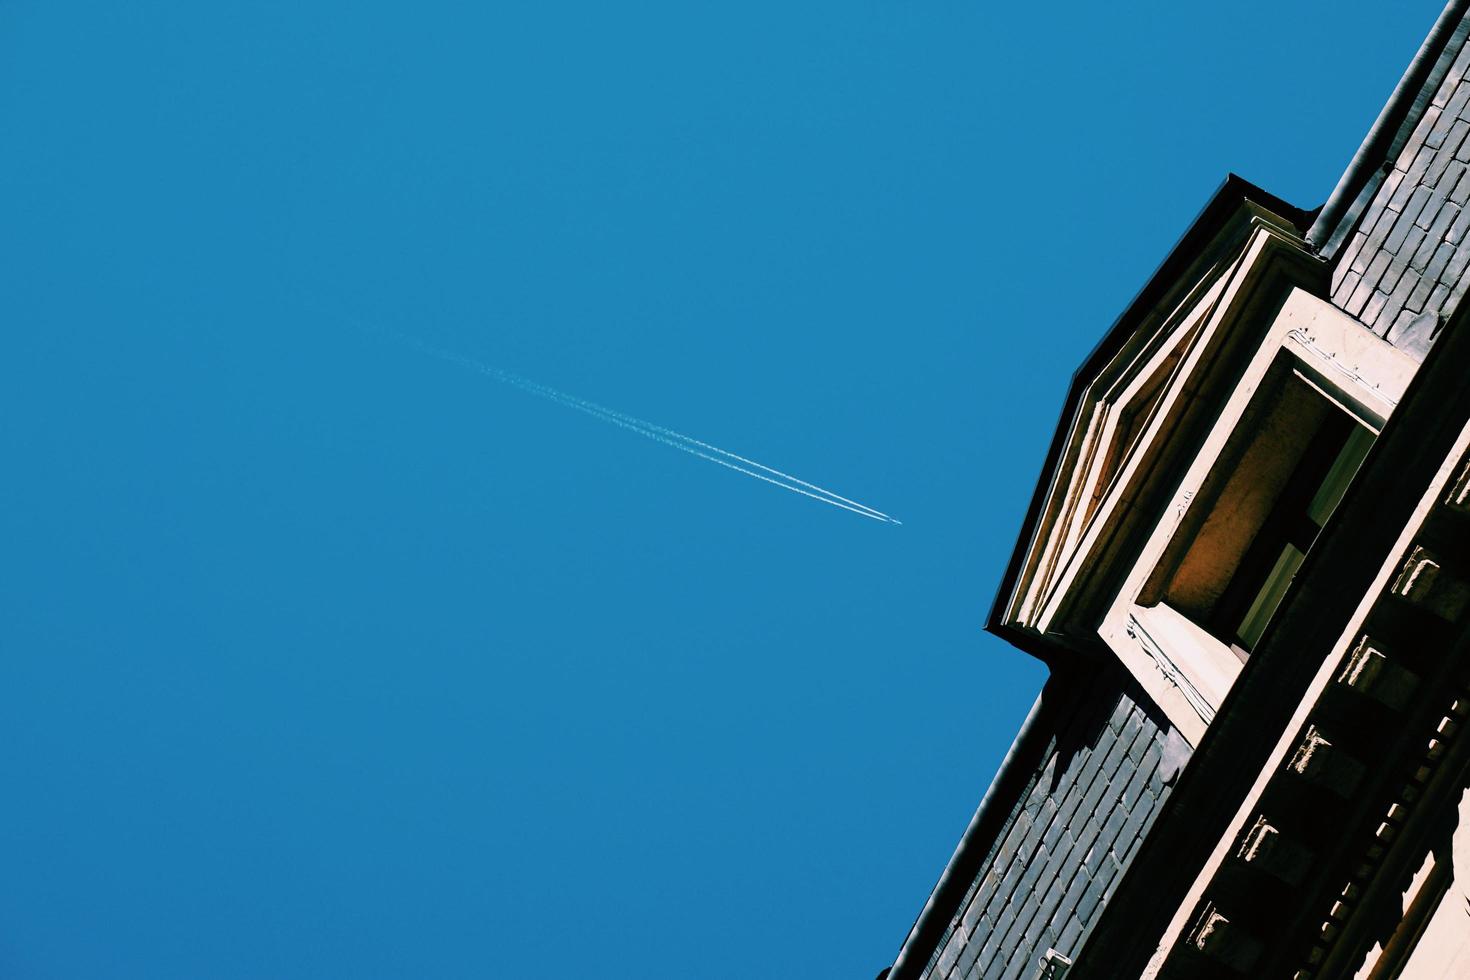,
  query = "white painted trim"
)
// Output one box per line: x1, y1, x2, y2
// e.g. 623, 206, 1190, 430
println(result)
1140, 412, 1470, 979
1124, 611, 1217, 726
1100, 288, 1414, 742
1023, 229, 1269, 634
